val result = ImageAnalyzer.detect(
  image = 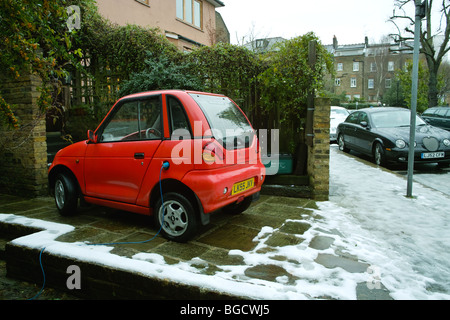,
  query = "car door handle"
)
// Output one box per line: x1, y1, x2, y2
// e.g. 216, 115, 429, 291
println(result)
134, 153, 145, 159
